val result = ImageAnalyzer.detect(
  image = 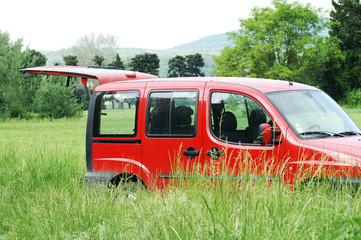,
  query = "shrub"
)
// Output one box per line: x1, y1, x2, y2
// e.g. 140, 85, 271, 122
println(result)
342, 89, 361, 108
34, 79, 82, 119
